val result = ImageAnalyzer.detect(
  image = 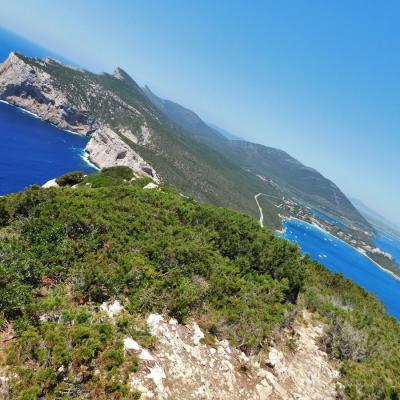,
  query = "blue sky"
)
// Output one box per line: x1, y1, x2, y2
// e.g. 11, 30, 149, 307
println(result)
1, 0, 399, 225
